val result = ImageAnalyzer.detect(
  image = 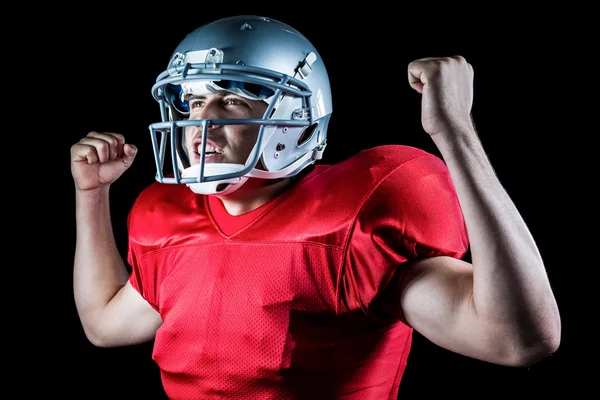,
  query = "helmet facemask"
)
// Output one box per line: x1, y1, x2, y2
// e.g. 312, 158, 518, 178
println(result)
148, 16, 332, 195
